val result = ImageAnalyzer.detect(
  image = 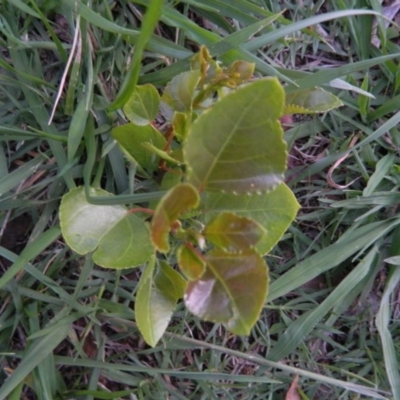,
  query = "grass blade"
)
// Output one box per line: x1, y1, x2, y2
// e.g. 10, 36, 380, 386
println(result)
268, 247, 378, 361
0, 227, 61, 289
0, 324, 70, 399
108, 0, 164, 110
268, 219, 400, 302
